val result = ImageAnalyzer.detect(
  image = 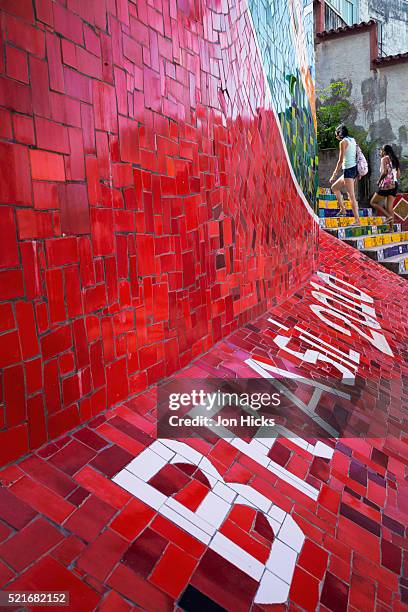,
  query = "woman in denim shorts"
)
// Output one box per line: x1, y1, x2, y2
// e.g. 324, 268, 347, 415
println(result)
329, 125, 361, 225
